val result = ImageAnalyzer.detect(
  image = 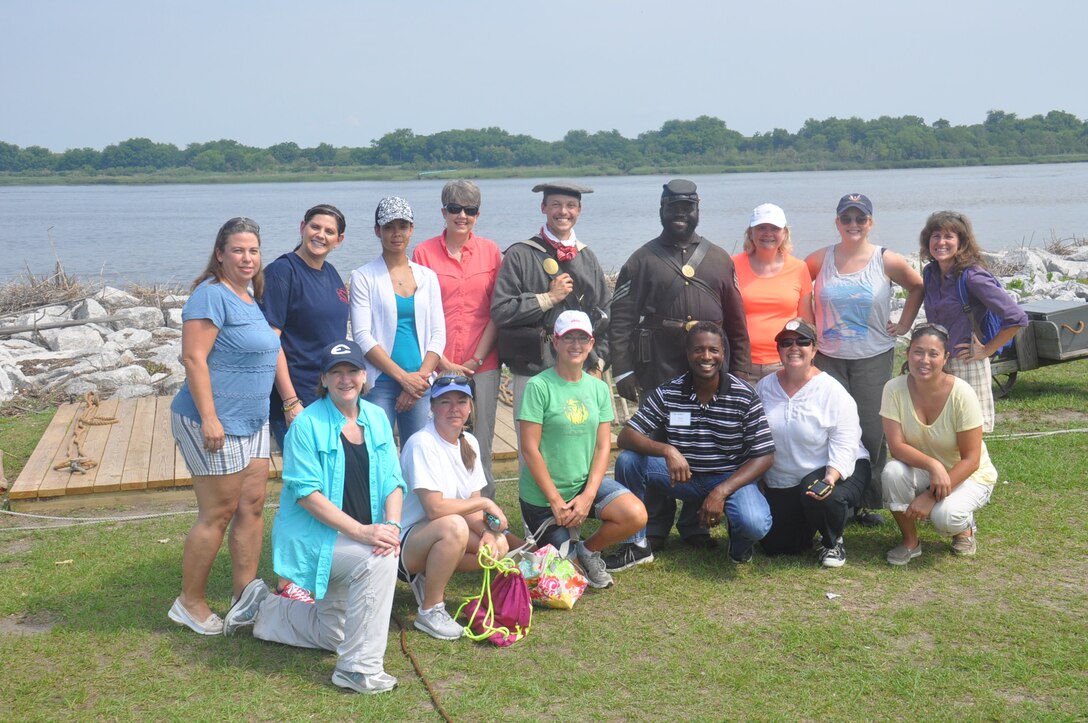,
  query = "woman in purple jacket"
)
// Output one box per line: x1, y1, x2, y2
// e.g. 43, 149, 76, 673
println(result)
918, 211, 1028, 432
